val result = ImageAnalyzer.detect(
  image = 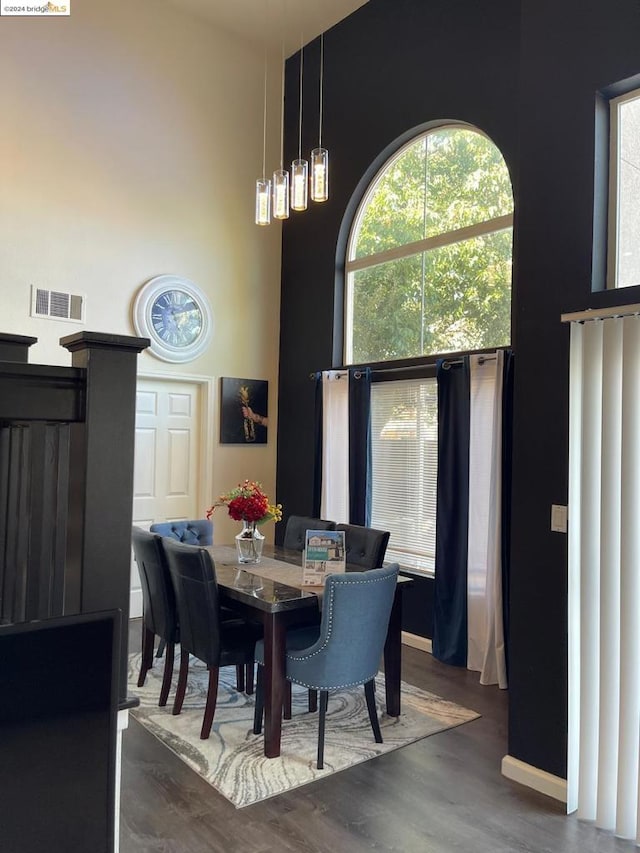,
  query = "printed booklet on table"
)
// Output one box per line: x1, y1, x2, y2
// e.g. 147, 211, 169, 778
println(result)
302, 529, 346, 586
